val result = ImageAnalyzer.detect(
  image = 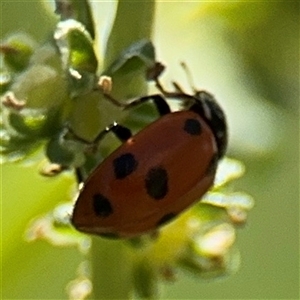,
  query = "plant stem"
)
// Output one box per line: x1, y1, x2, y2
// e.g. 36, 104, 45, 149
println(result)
90, 238, 132, 300
89, 1, 156, 299
104, 0, 155, 69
